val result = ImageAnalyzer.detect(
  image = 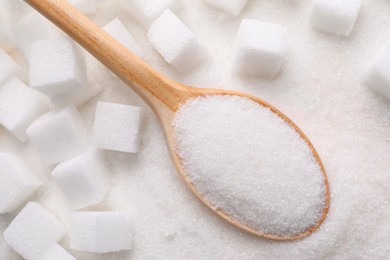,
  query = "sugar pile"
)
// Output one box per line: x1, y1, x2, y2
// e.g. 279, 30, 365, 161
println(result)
1, 0, 390, 259
173, 95, 327, 237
